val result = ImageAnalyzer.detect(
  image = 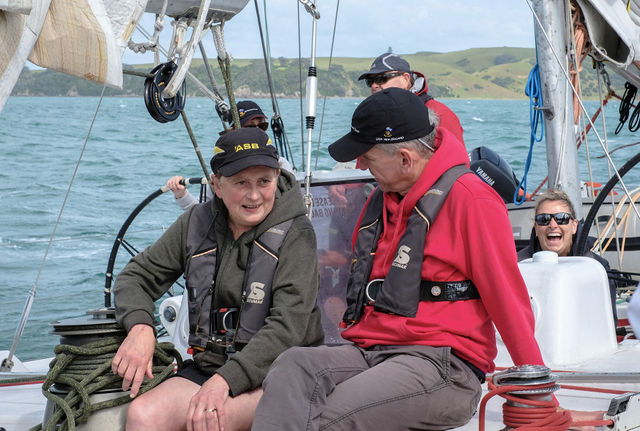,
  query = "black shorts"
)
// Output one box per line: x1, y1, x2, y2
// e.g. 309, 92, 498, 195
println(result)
173, 359, 212, 386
